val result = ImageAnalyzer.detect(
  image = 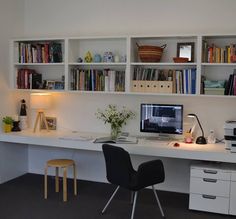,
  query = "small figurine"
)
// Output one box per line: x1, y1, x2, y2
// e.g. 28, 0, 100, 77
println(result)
77, 57, 83, 63
20, 99, 27, 116
94, 54, 102, 63
103, 52, 114, 62
84, 51, 93, 63
19, 99, 28, 130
